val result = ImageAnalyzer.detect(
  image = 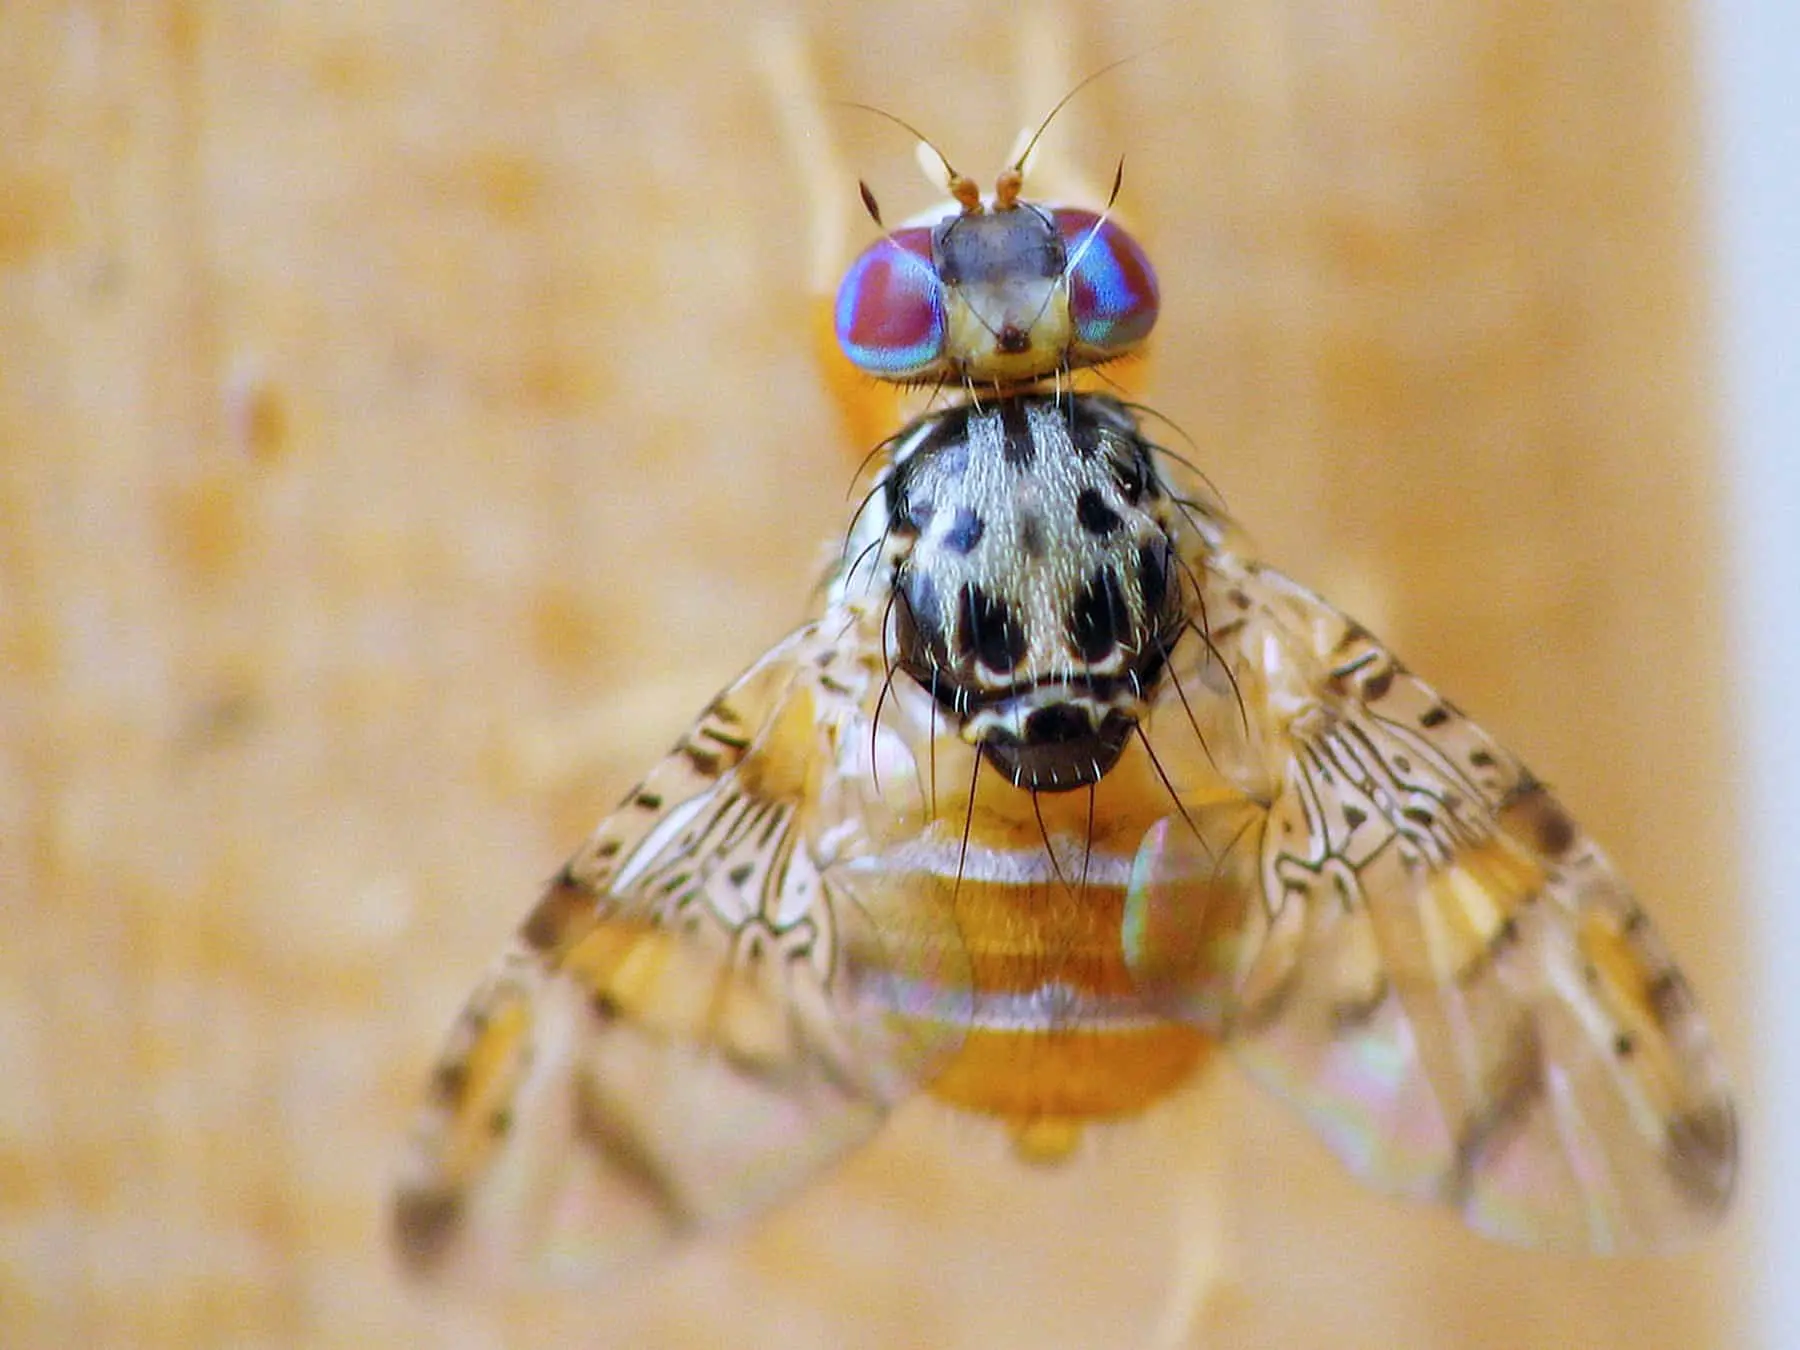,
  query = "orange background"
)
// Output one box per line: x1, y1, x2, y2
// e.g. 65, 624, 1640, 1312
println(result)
0, 3, 1746, 1346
